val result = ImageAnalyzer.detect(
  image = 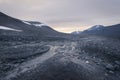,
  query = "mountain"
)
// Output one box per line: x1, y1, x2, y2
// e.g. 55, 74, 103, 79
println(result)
84, 25, 104, 31
71, 25, 104, 35
81, 24, 120, 38
81, 25, 105, 35
72, 24, 120, 38
0, 12, 68, 42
